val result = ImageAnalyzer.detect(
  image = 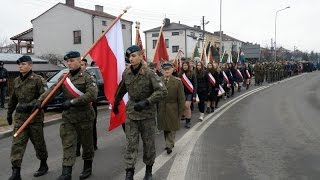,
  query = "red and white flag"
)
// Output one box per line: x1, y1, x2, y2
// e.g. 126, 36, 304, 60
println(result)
89, 19, 128, 131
